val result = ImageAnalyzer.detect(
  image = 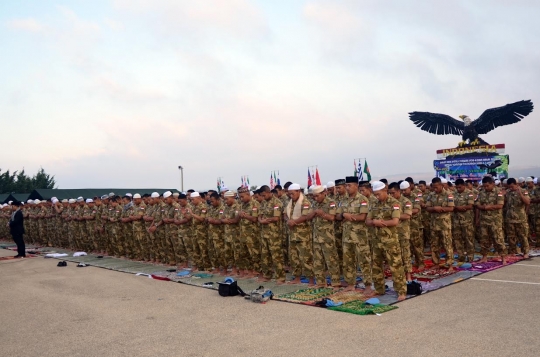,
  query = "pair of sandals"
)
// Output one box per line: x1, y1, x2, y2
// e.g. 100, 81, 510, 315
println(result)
57, 261, 88, 267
